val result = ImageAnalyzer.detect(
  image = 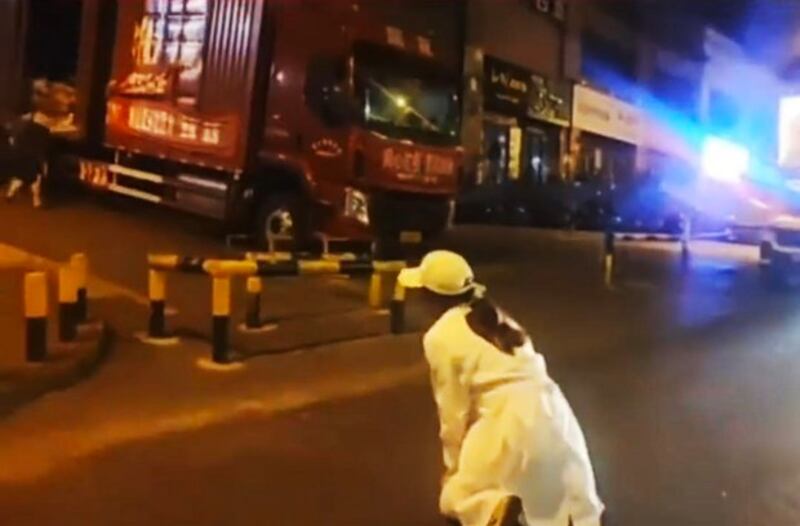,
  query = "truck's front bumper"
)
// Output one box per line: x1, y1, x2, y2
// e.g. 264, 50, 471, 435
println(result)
367, 190, 453, 239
